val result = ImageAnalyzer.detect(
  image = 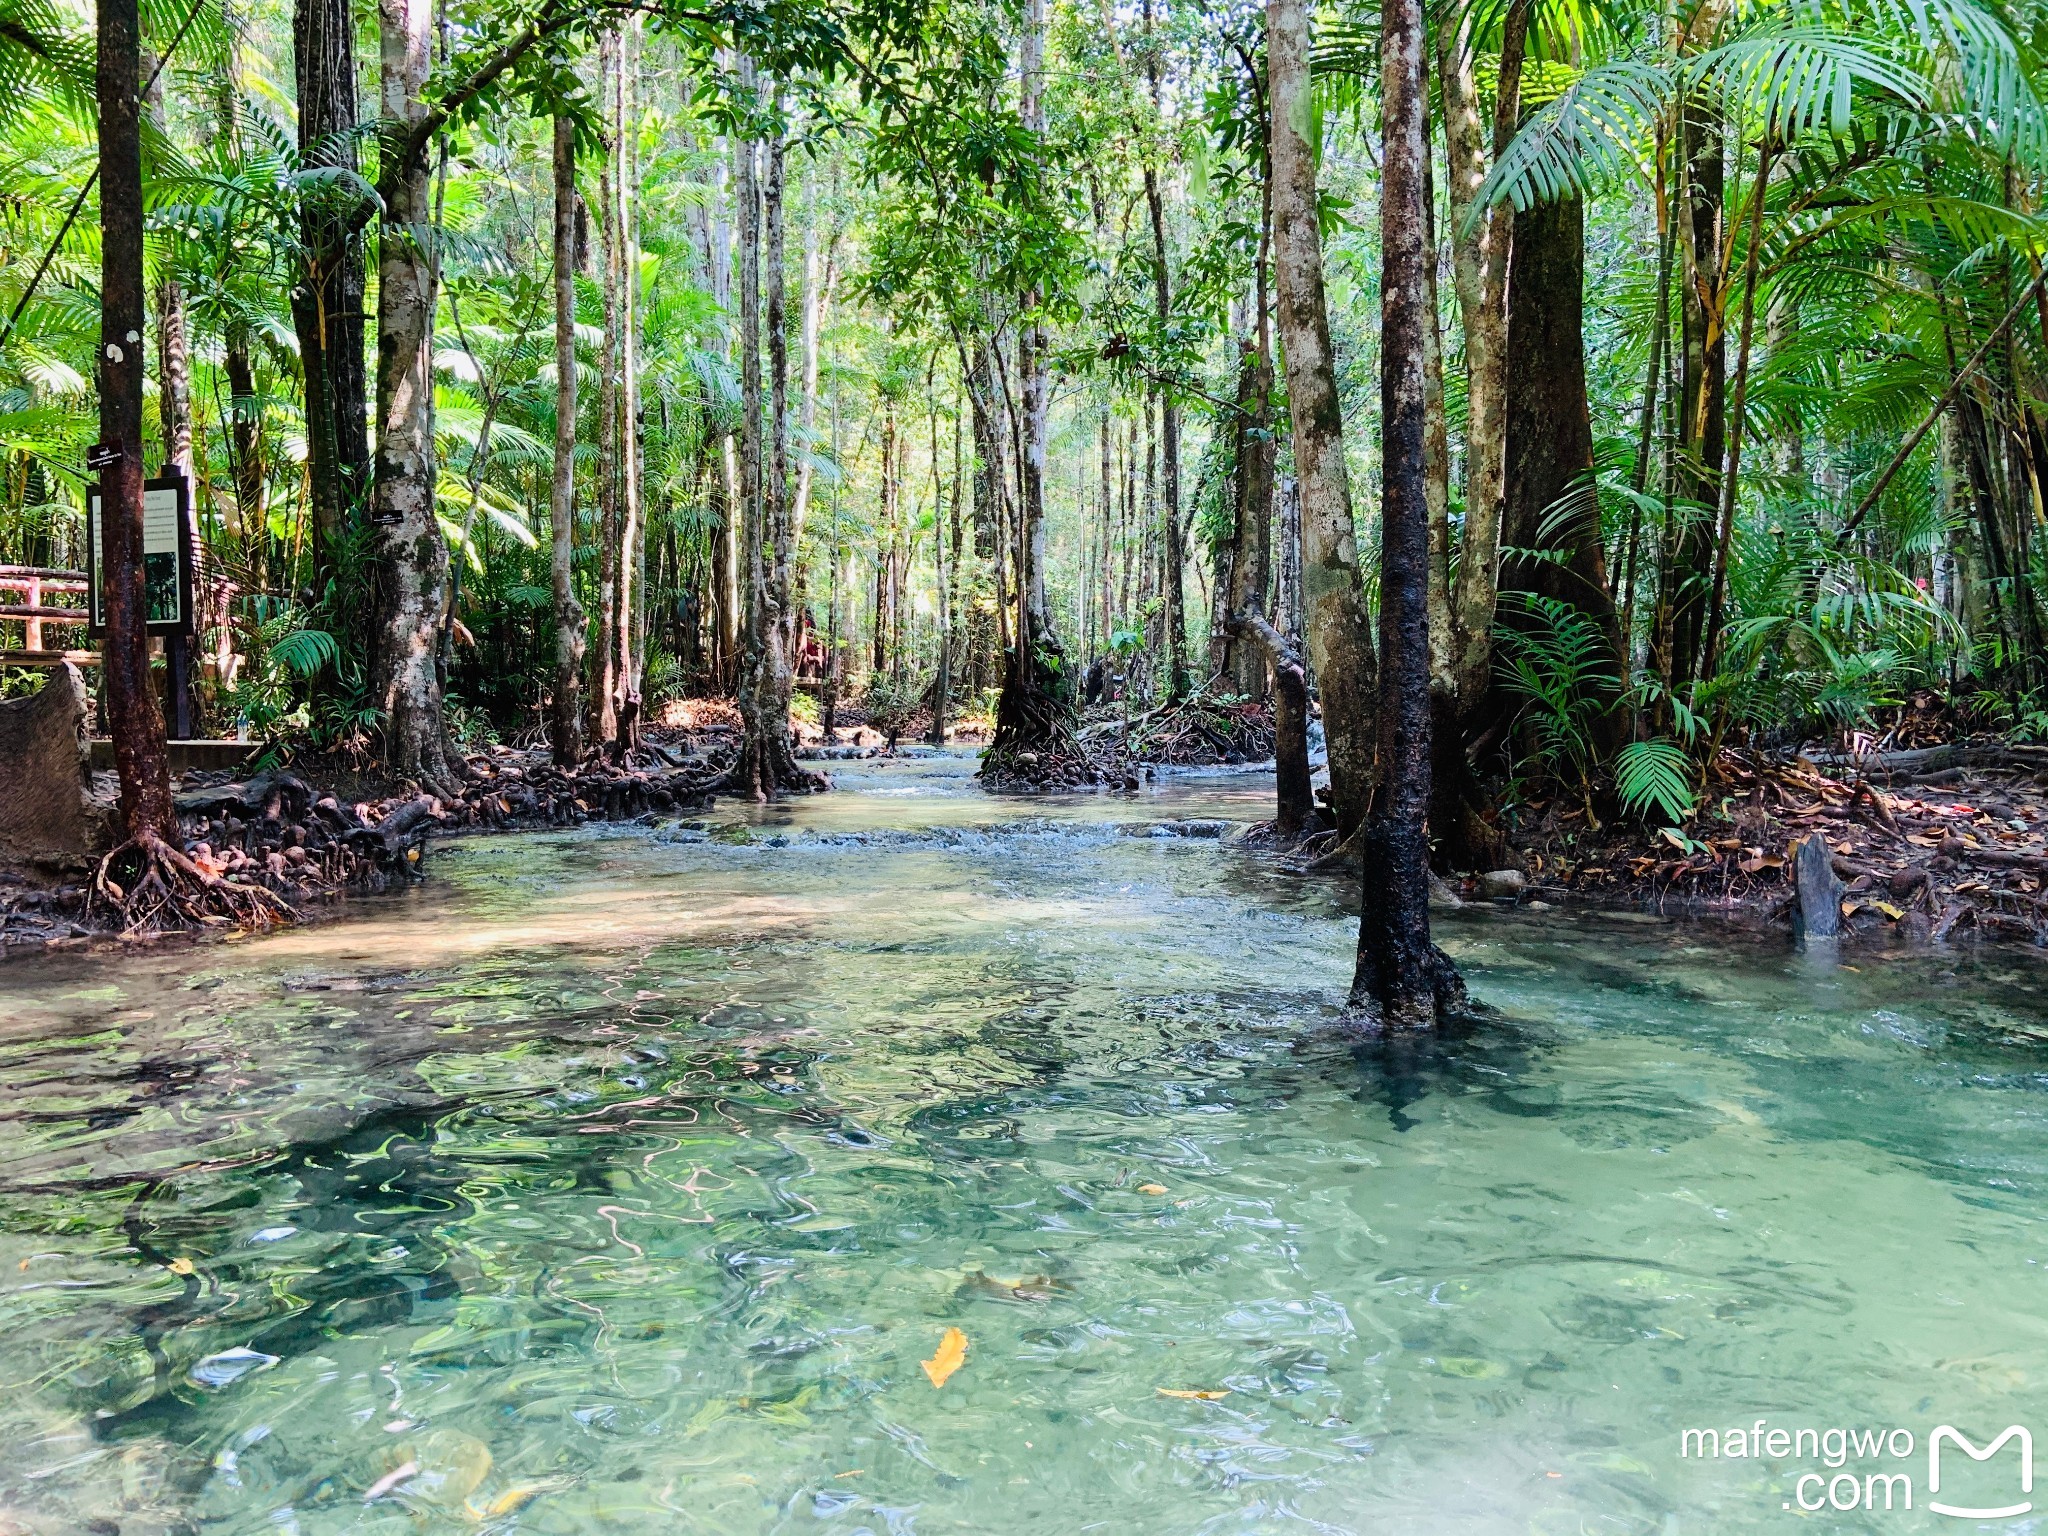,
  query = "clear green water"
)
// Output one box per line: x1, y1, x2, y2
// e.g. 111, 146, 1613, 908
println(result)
1, 754, 2046, 1534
